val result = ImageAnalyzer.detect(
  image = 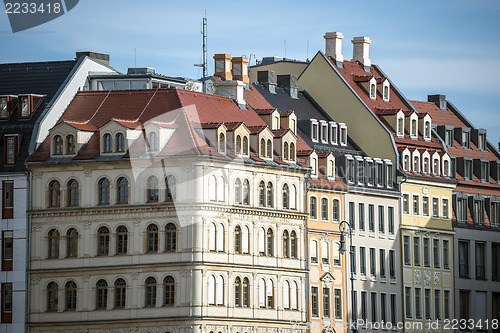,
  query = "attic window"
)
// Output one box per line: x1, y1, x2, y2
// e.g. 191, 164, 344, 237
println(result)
445, 128, 453, 147
347, 158, 355, 183
330, 123, 338, 145
478, 133, 486, 151
236, 135, 242, 154
283, 142, 289, 160
290, 118, 296, 133
480, 161, 489, 182
321, 121, 328, 143
148, 132, 158, 152
433, 157, 440, 176
386, 163, 393, 188
413, 156, 420, 173
443, 160, 450, 177
370, 84, 376, 99
267, 139, 272, 158
18, 95, 43, 118
219, 133, 226, 153
403, 154, 410, 172
273, 115, 280, 130
53, 135, 63, 155
311, 157, 318, 176
103, 134, 112, 153
464, 159, 473, 180
397, 117, 404, 136
0, 97, 8, 118
424, 121, 431, 140
383, 86, 389, 101
66, 135, 75, 154
4, 135, 17, 165
116, 133, 125, 152
340, 124, 347, 146
328, 158, 335, 178
411, 119, 417, 138
243, 136, 249, 155
461, 129, 470, 149
290, 143, 295, 160
423, 157, 430, 174
311, 120, 319, 142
